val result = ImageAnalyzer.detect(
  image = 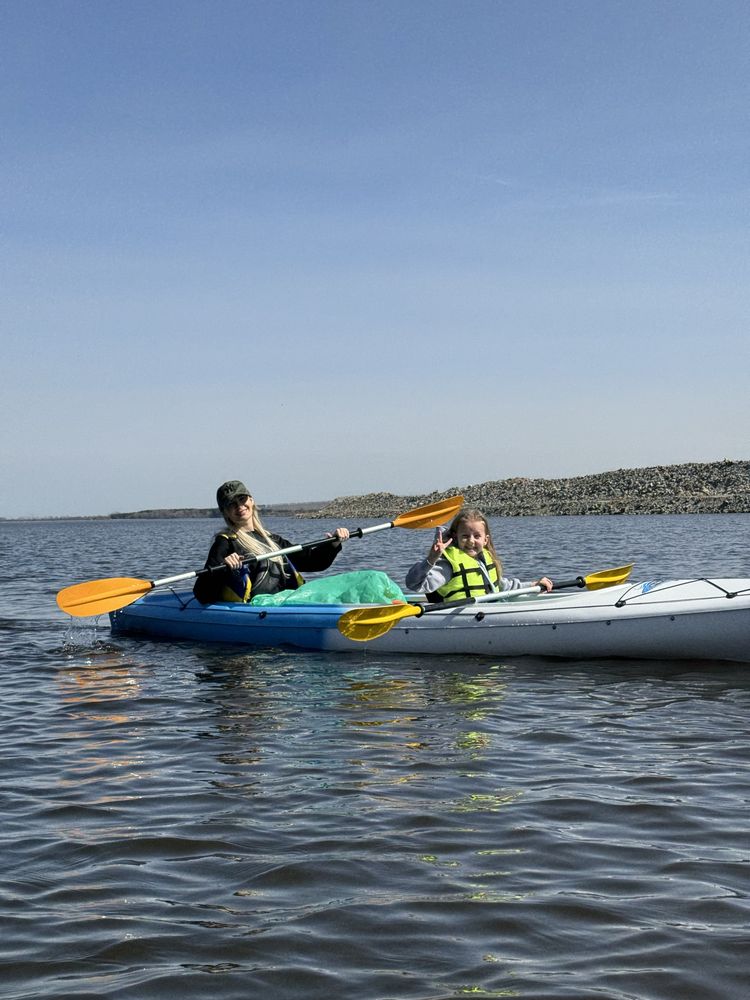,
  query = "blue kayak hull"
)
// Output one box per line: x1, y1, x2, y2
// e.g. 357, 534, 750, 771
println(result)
111, 591, 353, 651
